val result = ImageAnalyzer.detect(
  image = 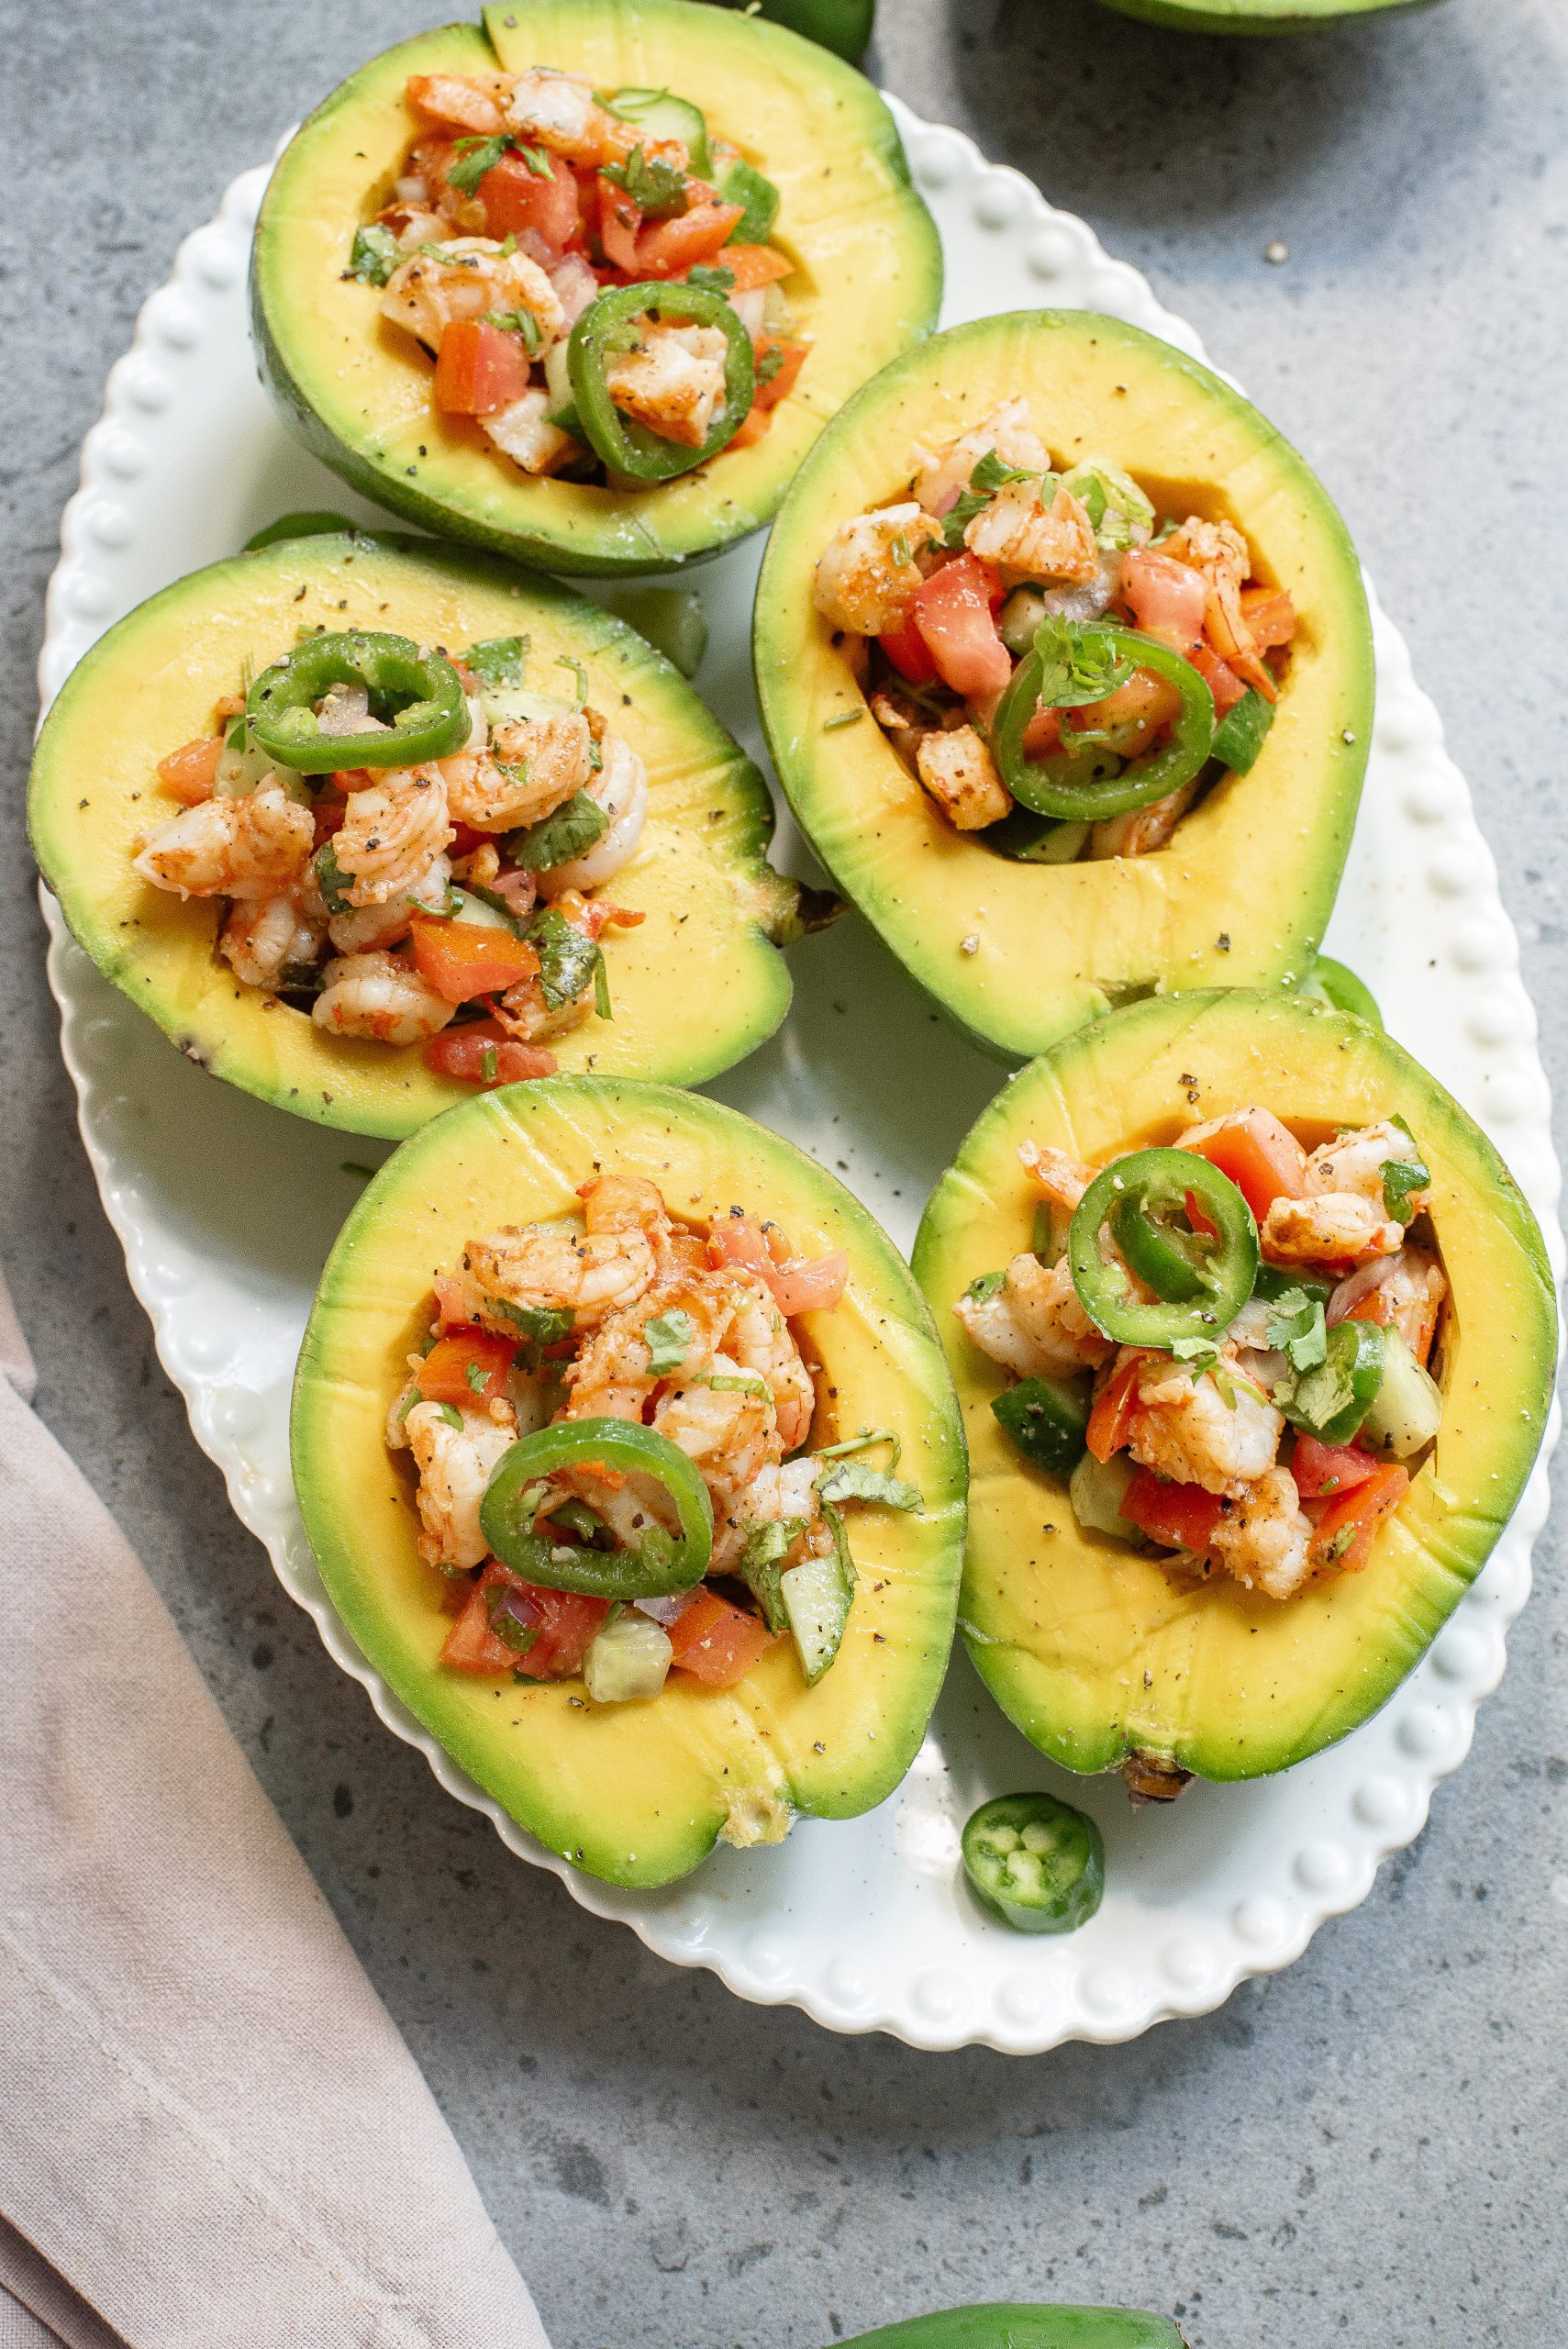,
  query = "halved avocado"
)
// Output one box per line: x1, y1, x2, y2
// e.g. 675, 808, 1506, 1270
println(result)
912, 990, 1556, 1784
28, 531, 799, 1140
1098, 0, 1442, 31
250, 3, 941, 577
291, 1076, 967, 1887
755, 311, 1373, 1063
